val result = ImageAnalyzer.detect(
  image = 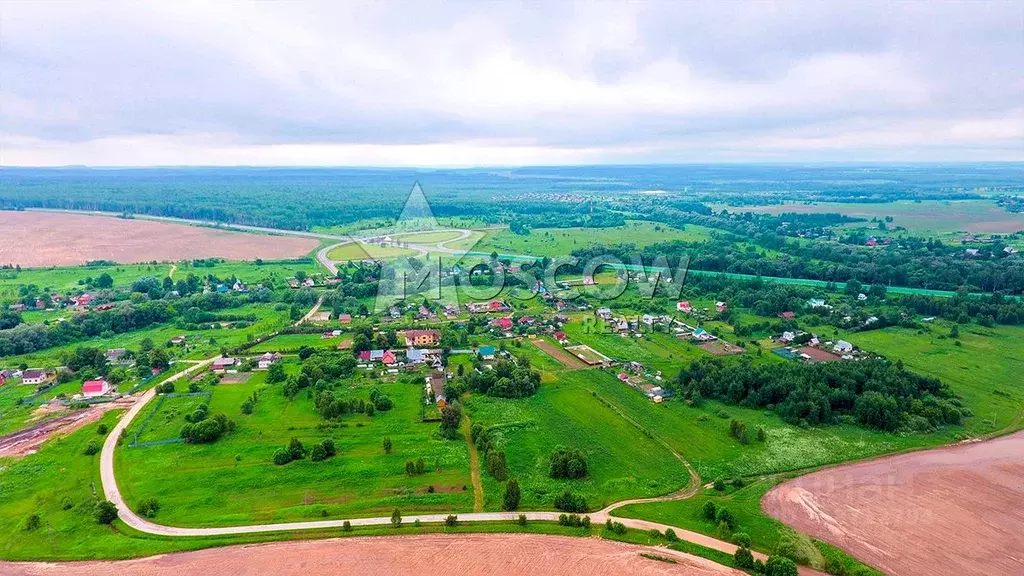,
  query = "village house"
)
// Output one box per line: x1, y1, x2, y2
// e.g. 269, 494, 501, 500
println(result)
82, 379, 111, 398
715, 301, 728, 313
105, 348, 127, 363
779, 311, 796, 320
492, 317, 513, 331
212, 357, 237, 373
258, 352, 282, 369
170, 335, 186, 345
426, 372, 447, 406
554, 331, 568, 344
676, 301, 692, 313
857, 293, 868, 301
8, 303, 27, 312
21, 369, 48, 385
779, 331, 796, 343
338, 313, 352, 324
404, 329, 441, 346
478, 345, 496, 360
1004, 246, 1018, 255
833, 340, 854, 354
596, 307, 613, 320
